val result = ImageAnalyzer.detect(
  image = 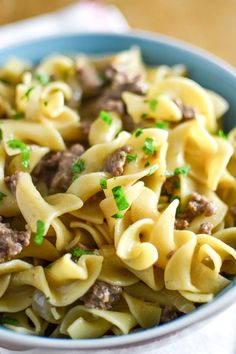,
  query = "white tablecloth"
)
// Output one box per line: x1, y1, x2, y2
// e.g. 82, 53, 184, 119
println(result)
0, 2, 235, 353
